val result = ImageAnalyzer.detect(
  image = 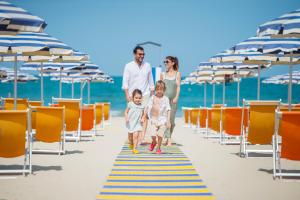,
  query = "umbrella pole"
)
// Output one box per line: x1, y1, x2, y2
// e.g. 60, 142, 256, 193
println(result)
87, 80, 90, 104
237, 71, 240, 106
59, 67, 62, 98
257, 65, 261, 100
40, 62, 44, 105
13, 55, 17, 110
212, 83, 215, 106
204, 82, 207, 107
288, 54, 293, 111
222, 81, 225, 105
71, 78, 74, 98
